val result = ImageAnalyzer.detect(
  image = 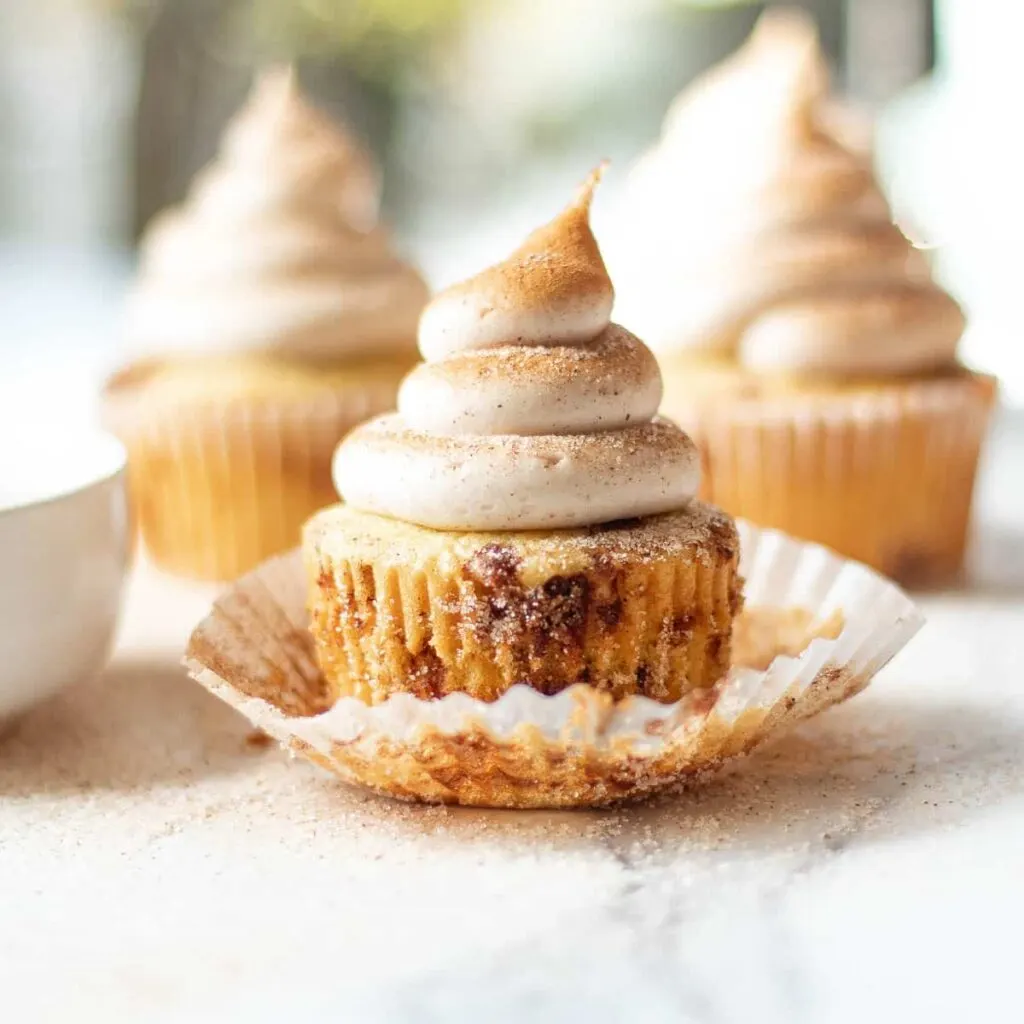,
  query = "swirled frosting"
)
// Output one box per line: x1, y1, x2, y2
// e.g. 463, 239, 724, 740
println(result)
124, 67, 428, 361
610, 9, 964, 377
334, 168, 701, 531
